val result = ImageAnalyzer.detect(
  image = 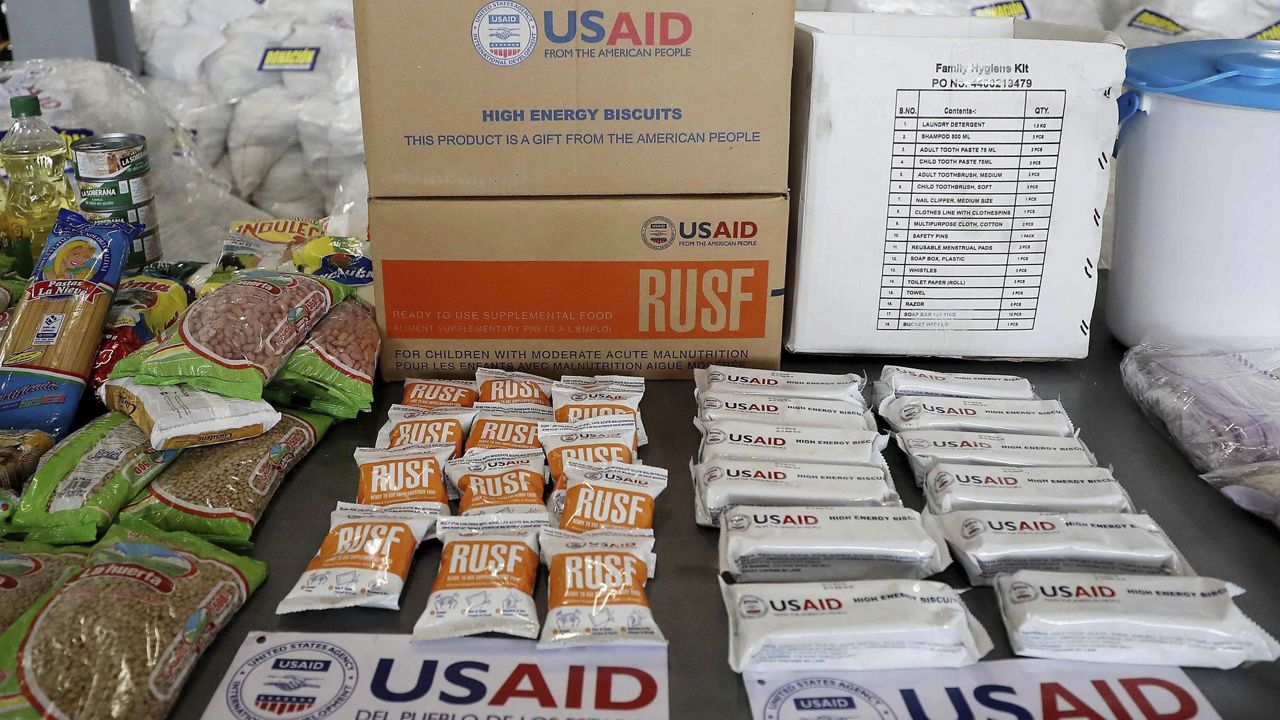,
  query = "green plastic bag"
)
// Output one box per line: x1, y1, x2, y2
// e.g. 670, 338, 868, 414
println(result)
264, 298, 379, 419
8, 413, 179, 545
0, 540, 86, 635
0, 517, 266, 720
113, 270, 353, 400
122, 408, 332, 547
